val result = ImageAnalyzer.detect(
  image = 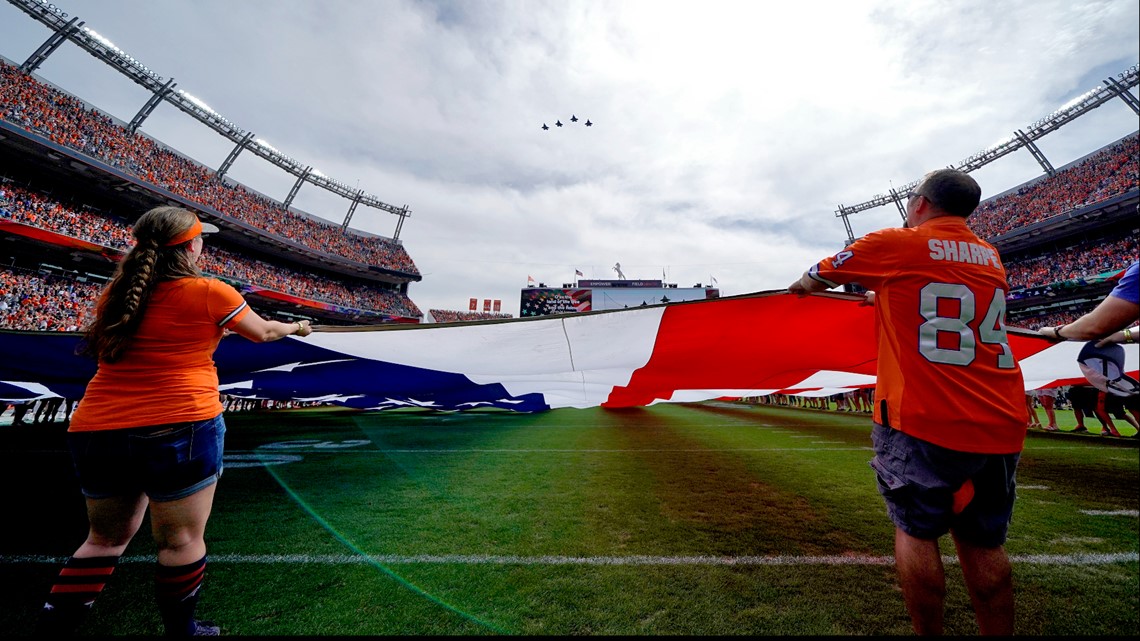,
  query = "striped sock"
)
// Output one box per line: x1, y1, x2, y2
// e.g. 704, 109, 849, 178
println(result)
155, 556, 207, 637
37, 555, 119, 634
